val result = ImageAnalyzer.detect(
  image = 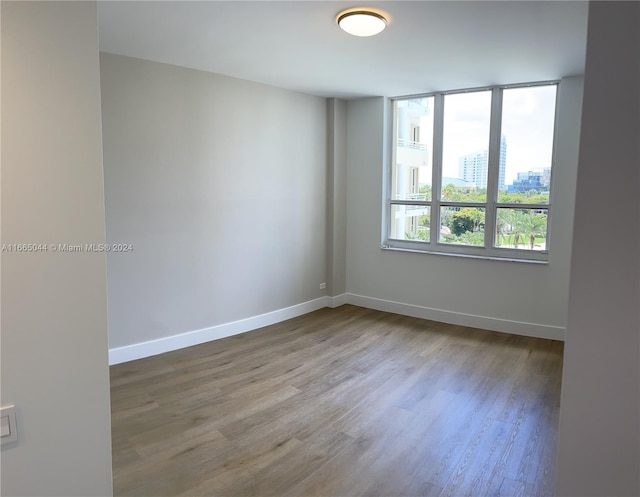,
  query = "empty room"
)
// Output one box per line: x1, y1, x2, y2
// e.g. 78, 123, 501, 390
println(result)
2, 1, 639, 497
